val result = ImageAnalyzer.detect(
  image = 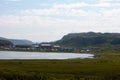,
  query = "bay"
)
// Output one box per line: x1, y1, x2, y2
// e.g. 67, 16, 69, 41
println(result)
0, 51, 94, 59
